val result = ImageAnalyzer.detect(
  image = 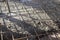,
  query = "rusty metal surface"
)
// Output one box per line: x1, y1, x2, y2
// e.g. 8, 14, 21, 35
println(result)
0, 0, 60, 40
